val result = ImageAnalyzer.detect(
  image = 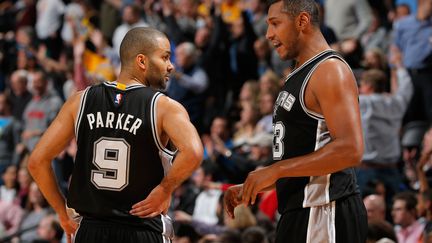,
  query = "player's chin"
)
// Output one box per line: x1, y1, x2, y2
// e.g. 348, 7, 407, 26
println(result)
276, 49, 290, 60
